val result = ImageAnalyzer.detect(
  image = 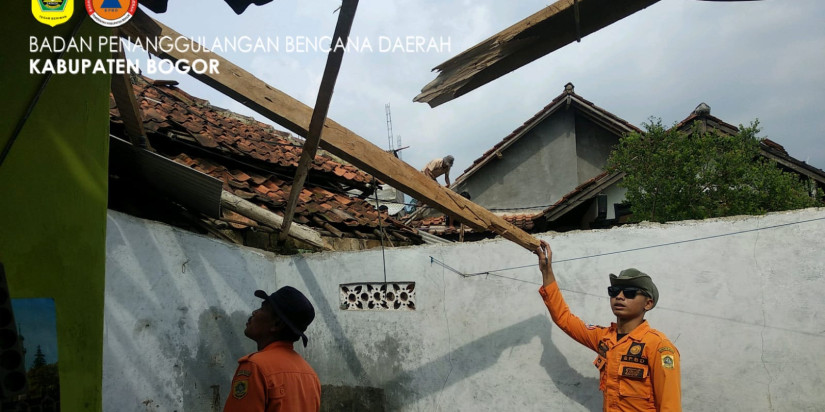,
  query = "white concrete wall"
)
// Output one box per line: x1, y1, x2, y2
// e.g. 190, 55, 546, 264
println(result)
104, 208, 825, 411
